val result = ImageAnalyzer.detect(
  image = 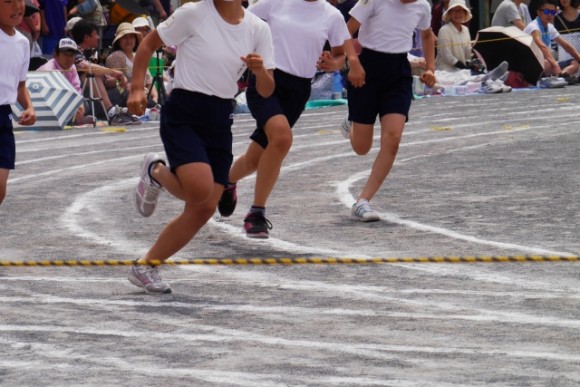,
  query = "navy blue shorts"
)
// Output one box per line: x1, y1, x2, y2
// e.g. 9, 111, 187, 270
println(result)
159, 89, 234, 187
0, 105, 15, 170
347, 49, 412, 125
247, 69, 311, 149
